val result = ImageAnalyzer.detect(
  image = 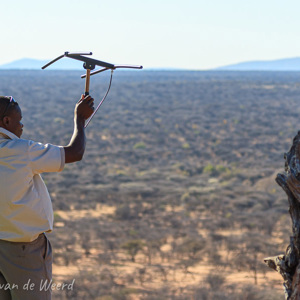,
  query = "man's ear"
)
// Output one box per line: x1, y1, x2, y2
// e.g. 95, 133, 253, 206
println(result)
2, 116, 10, 127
